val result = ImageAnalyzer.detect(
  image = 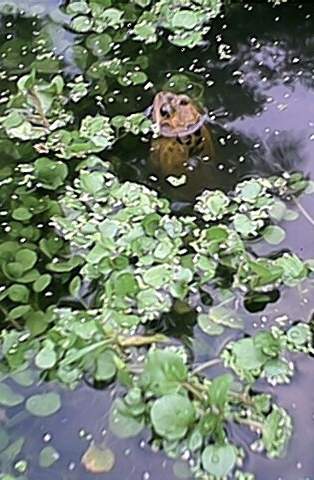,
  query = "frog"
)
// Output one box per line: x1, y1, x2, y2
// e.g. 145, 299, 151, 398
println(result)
149, 91, 215, 178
